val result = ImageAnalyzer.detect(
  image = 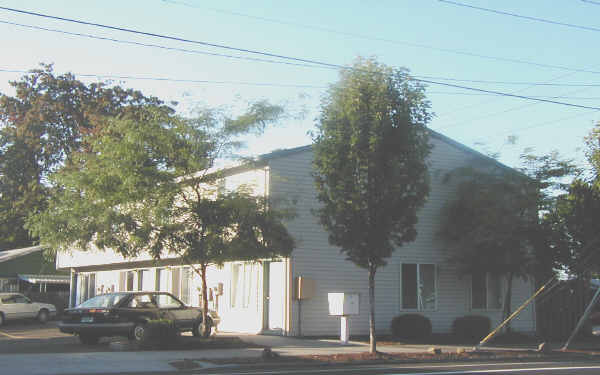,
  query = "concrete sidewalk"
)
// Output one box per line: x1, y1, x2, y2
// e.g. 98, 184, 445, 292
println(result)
0, 333, 542, 375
